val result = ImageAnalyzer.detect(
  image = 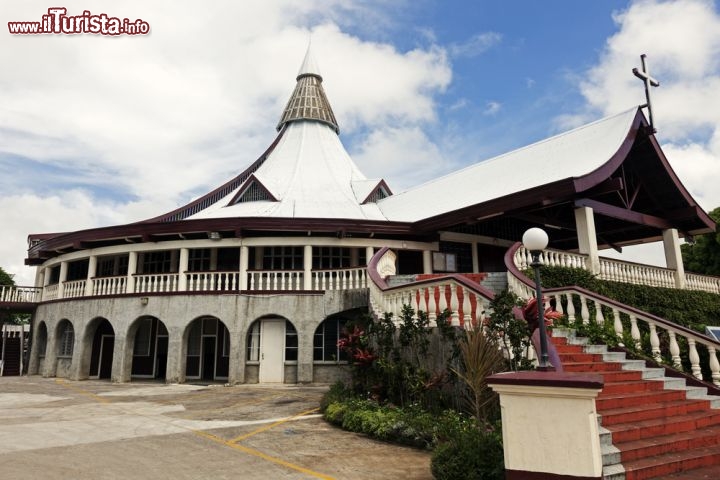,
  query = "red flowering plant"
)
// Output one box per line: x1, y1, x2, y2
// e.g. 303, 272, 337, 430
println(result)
337, 325, 377, 367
